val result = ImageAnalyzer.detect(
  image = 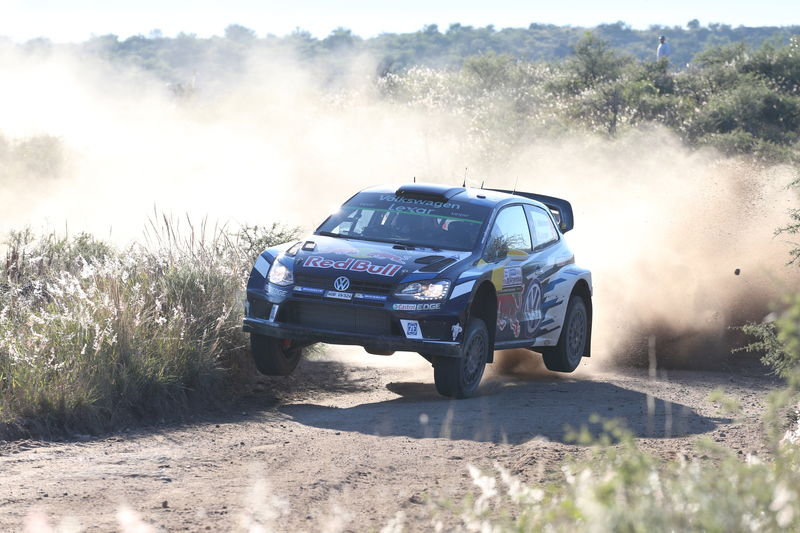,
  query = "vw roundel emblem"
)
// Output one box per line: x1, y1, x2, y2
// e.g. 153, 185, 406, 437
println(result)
333, 276, 351, 292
